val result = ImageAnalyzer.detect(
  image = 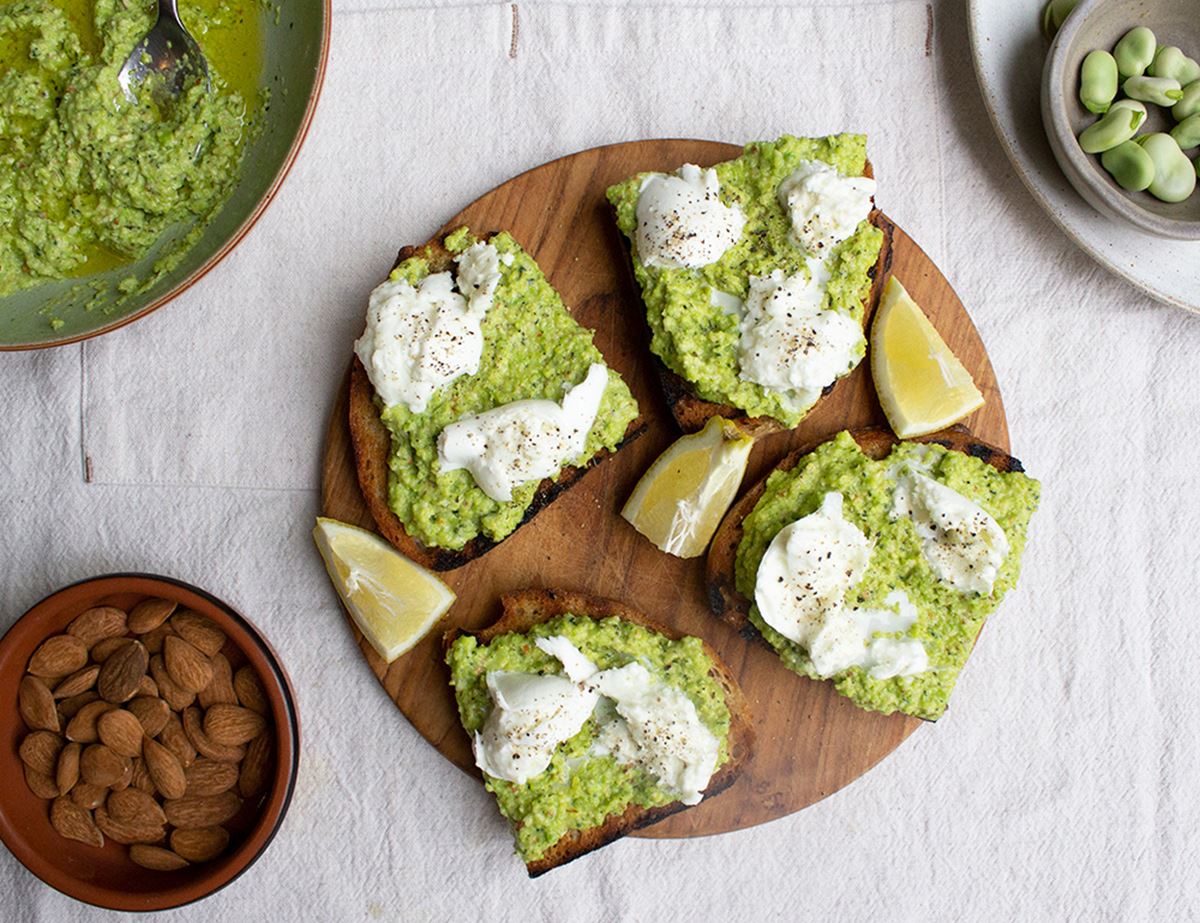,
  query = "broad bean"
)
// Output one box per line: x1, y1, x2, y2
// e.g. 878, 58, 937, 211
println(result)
1080, 50, 1119, 113
1123, 75, 1184, 106
1138, 133, 1197, 202
1171, 113, 1200, 150
1148, 46, 1200, 84
1114, 26, 1157, 79
1078, 101, 1147, 154
1041, 0, 1078, 39
1100, 140, 1156, 191
1173, 81, 1200, 122
1110, 98, 1145, 114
